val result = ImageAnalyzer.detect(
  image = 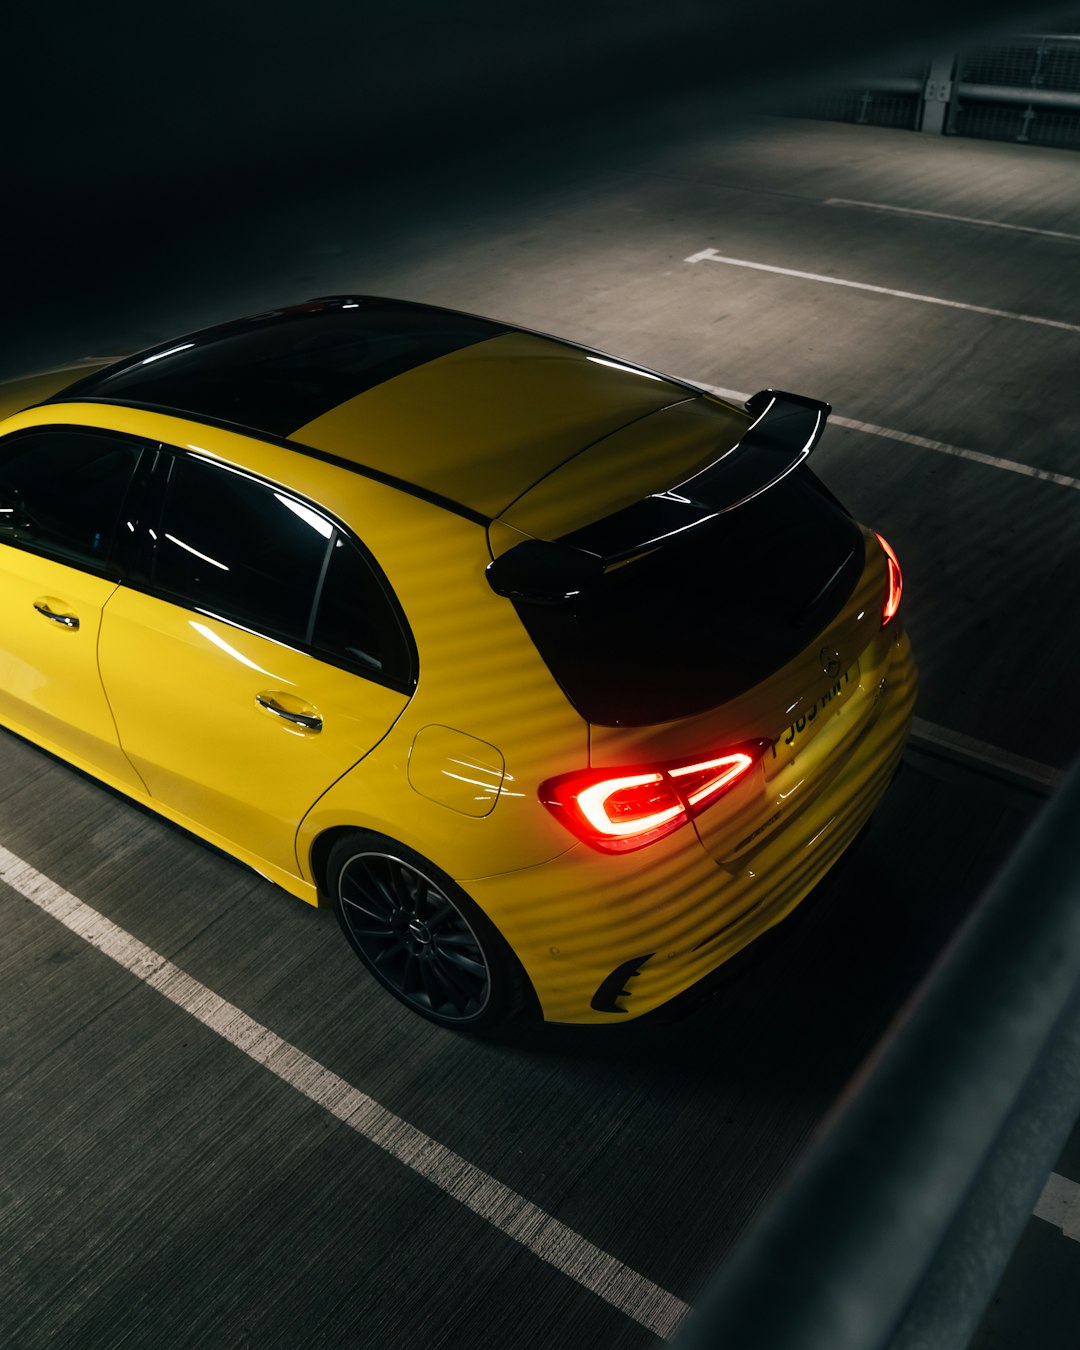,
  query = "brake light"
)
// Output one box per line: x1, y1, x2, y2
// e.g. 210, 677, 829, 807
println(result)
540, 743, 769, 853
875, 532, 902, 627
